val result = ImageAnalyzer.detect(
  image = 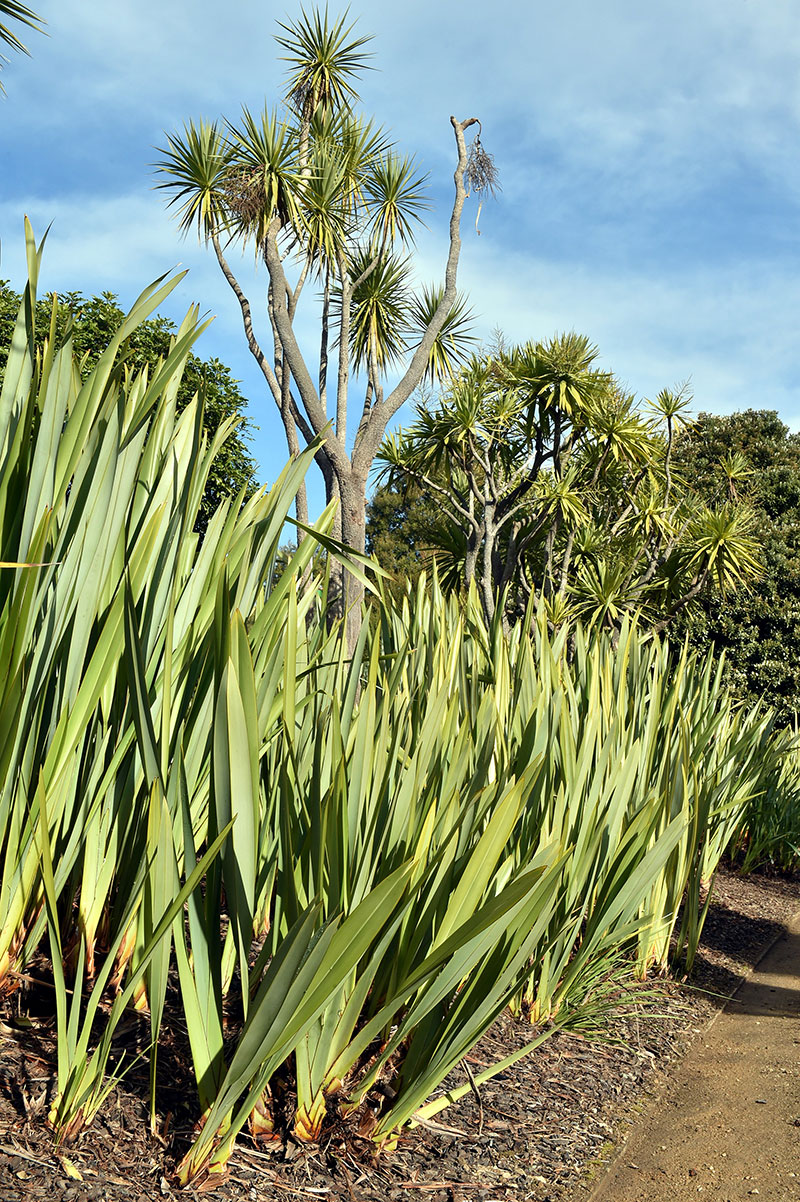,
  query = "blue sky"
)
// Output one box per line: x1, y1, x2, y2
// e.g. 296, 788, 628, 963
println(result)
2, 0, 800, 506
